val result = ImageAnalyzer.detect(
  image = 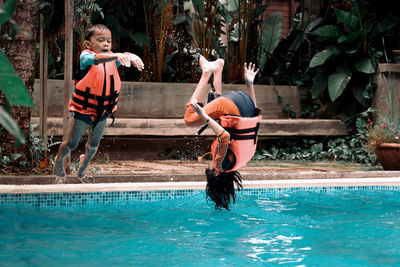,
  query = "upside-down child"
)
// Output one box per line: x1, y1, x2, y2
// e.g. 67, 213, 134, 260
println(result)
184, 56, 262, 210
53, 24, 144, 183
